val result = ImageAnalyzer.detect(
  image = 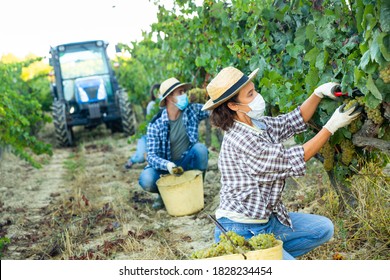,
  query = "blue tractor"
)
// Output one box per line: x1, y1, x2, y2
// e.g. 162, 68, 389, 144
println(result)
49, 40, 135, 146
